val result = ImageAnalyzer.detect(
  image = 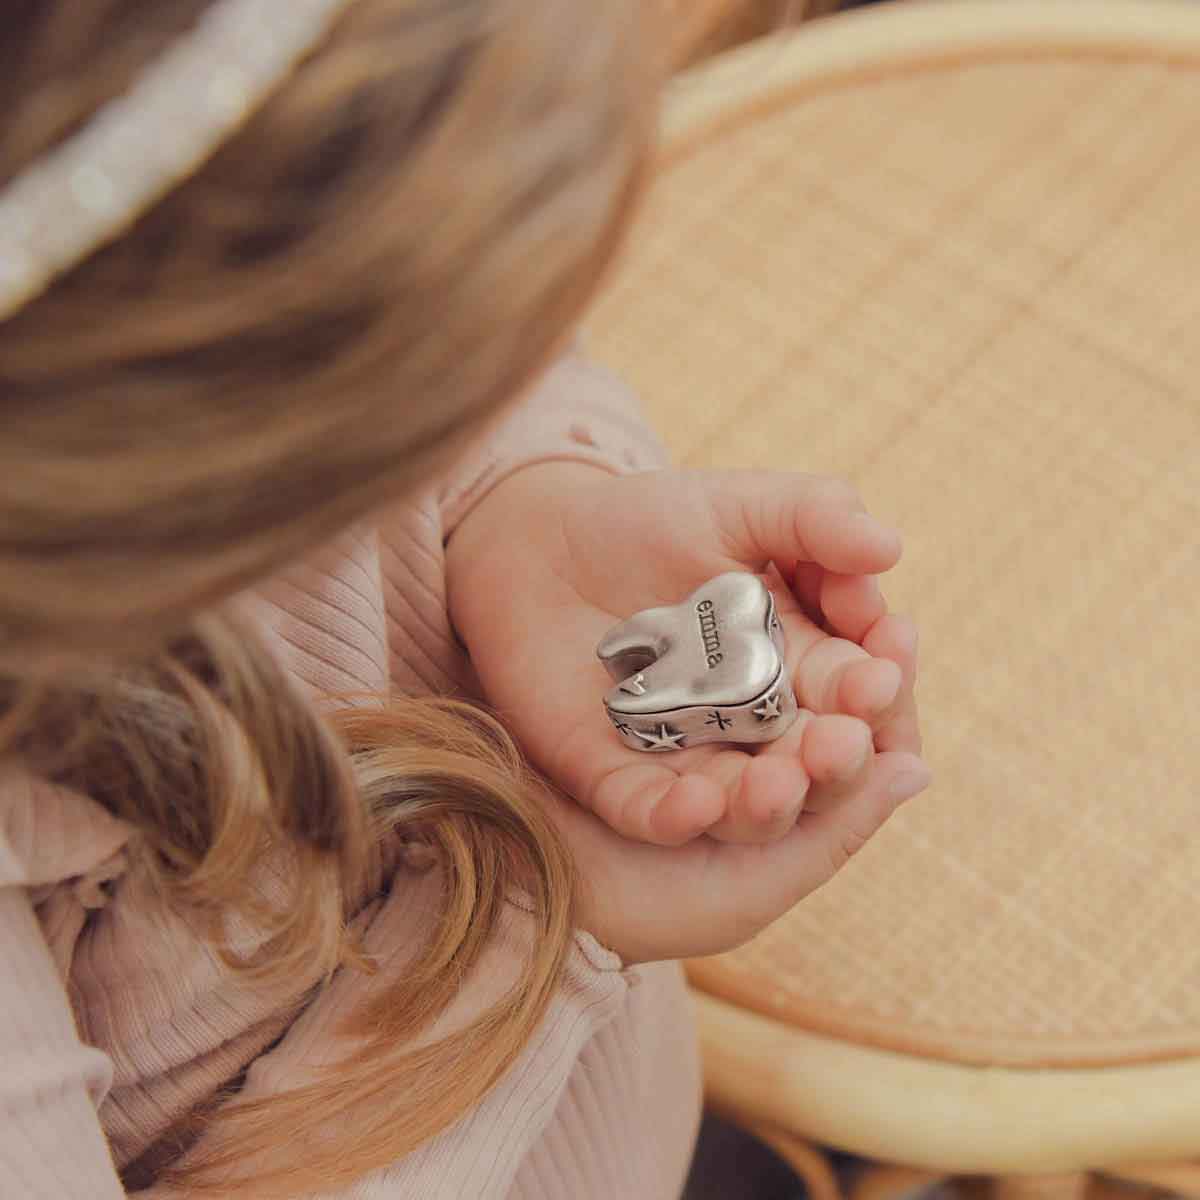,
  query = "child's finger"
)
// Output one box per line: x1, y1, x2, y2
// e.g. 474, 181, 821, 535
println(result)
787, 620, 903, 725
874, 705, 923, 756
777, 560, 824, 626
818, 571, 888, 643
585, 761, 726, 846
706, 712, 871, 843
703, 745, 812, 844
778, 563, 888, 646
704, 712, 818, 843
797, 713, 874, 814
864, 612, 918, 688
705, 470, 902, 576
862, 613, 923, 756
795, 713, 873, 783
